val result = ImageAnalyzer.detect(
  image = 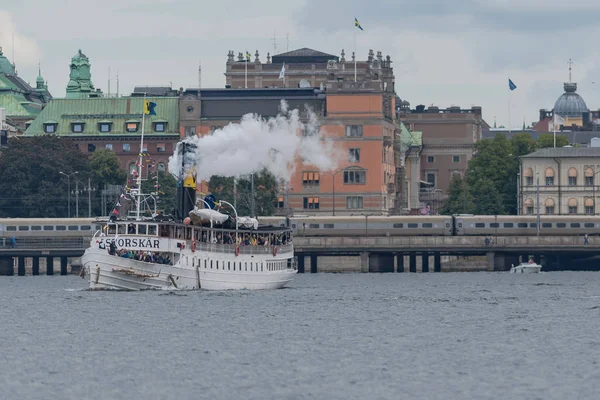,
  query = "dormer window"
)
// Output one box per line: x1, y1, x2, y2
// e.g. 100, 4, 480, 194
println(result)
43, 121, 58, 133
125, 120, 140, 133
71, 122, 85, 133
153, 121, 167, 132
98, 121, 112, 133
